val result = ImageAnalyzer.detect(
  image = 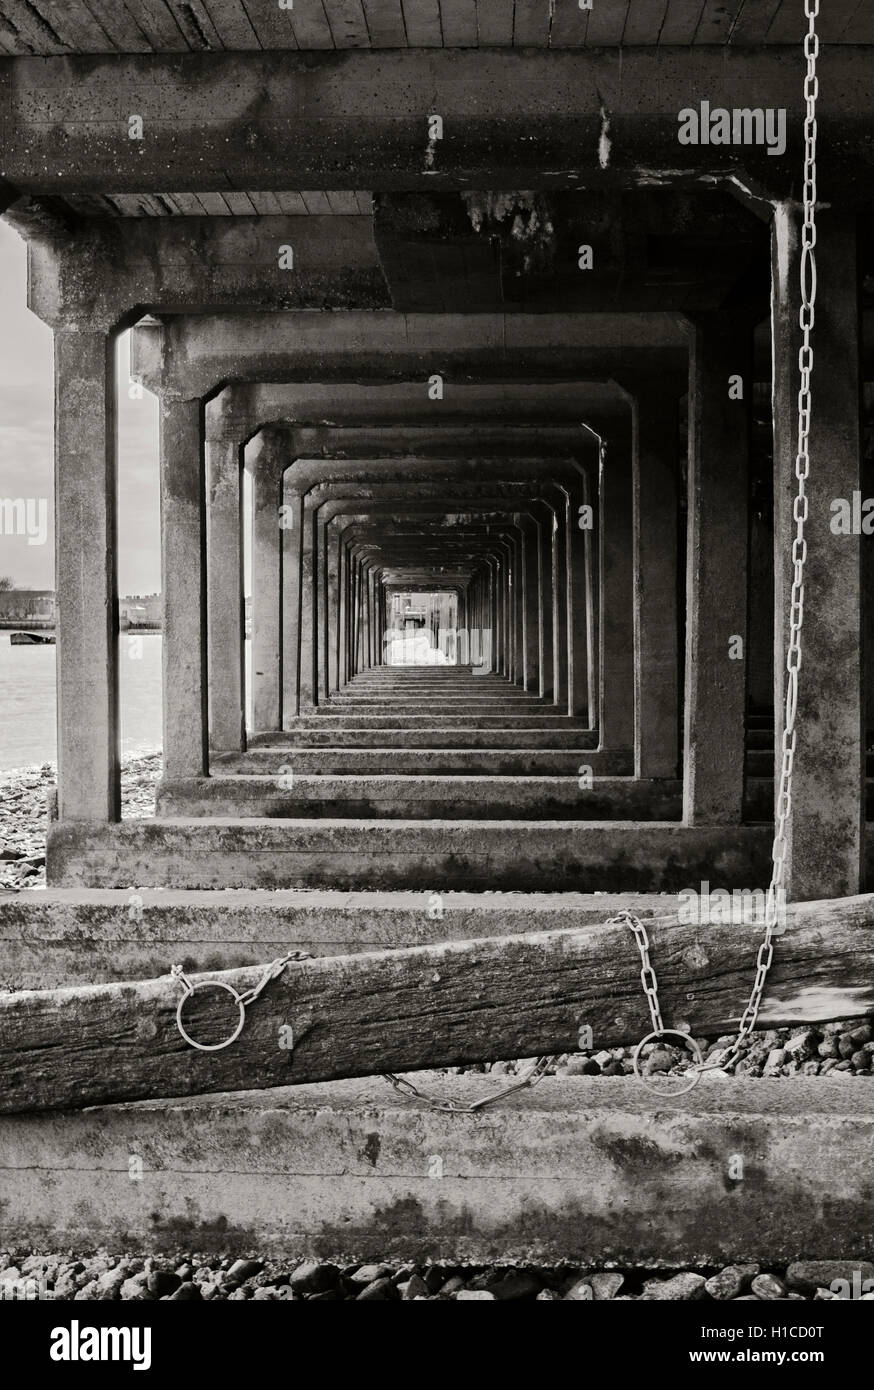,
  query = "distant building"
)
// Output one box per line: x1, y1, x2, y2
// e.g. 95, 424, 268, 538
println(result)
0, 589, 55, 625
119, 594, 161, 629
